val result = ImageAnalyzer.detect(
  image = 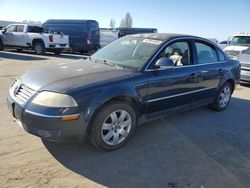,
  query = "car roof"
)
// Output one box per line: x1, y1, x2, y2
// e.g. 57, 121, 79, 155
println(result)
125, 33, 221, 48
125, 33, 192, 41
